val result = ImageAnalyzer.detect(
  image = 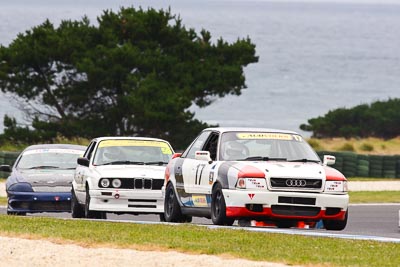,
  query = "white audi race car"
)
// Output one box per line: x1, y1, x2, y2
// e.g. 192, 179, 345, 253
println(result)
72, 137, 174, 220
164, 127, 349, 230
